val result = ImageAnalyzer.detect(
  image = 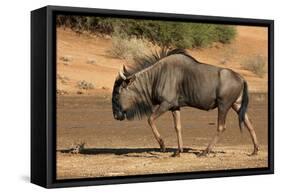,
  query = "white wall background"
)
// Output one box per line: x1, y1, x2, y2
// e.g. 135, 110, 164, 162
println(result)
0, 0, 279, 193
